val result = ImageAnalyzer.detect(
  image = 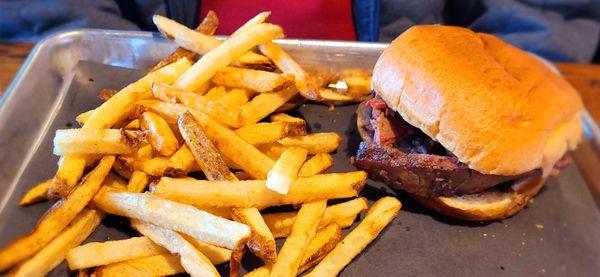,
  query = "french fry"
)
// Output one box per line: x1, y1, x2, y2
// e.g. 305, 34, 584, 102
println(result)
179, 112, 277, 263
53, 129, 143, 155
153, 14, 272, 70
93, 188, 251, 249
239, 87, 298, 126
66, 236, 168, 270
122, 119, 140, 130
98, 88, 117, 101
217, 88, 252, 108
135, 100, 188, 124
149, 11, 219, 72
103, 172, 128, 190
305, 197, 402, 277
0, 156, 114, 271
269, 113, 307, 136
344, 75, 372, 96
112, 158, 133, 179
204, 86, 227, 100
50, 59, 190, 198
142, 112, 179, 156
138, 157, 169, 176
266, 147, 307, 194
212, 66, 294, 92
278, 133, 342, 154
152, 83, 241, 128
127, 170, 149, 192
245, 224, 342, 277
235, 122, 290, 145
131, 220, 220, 277
178, 112, 237, 180
270, 200, 327, 277
259, 42, 321, 100
19, 179, 51, 206
275, 94, 306, 113
93, 253, 185, 277
298, 153, 334, 177
151, 171, 367, 209
318, 88, 358, 103
231, 11, 271, 37
257, 142, 288, 160
76, 110, 93, 125
181, 234, 232, 265
192, 111, 275, 179
231, 208, 277, 263
9, 209, 104, 277
173, 23, 284, 91
263, 198, 368, 238
166, 145, 201, 176
311, 68, 340, 88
